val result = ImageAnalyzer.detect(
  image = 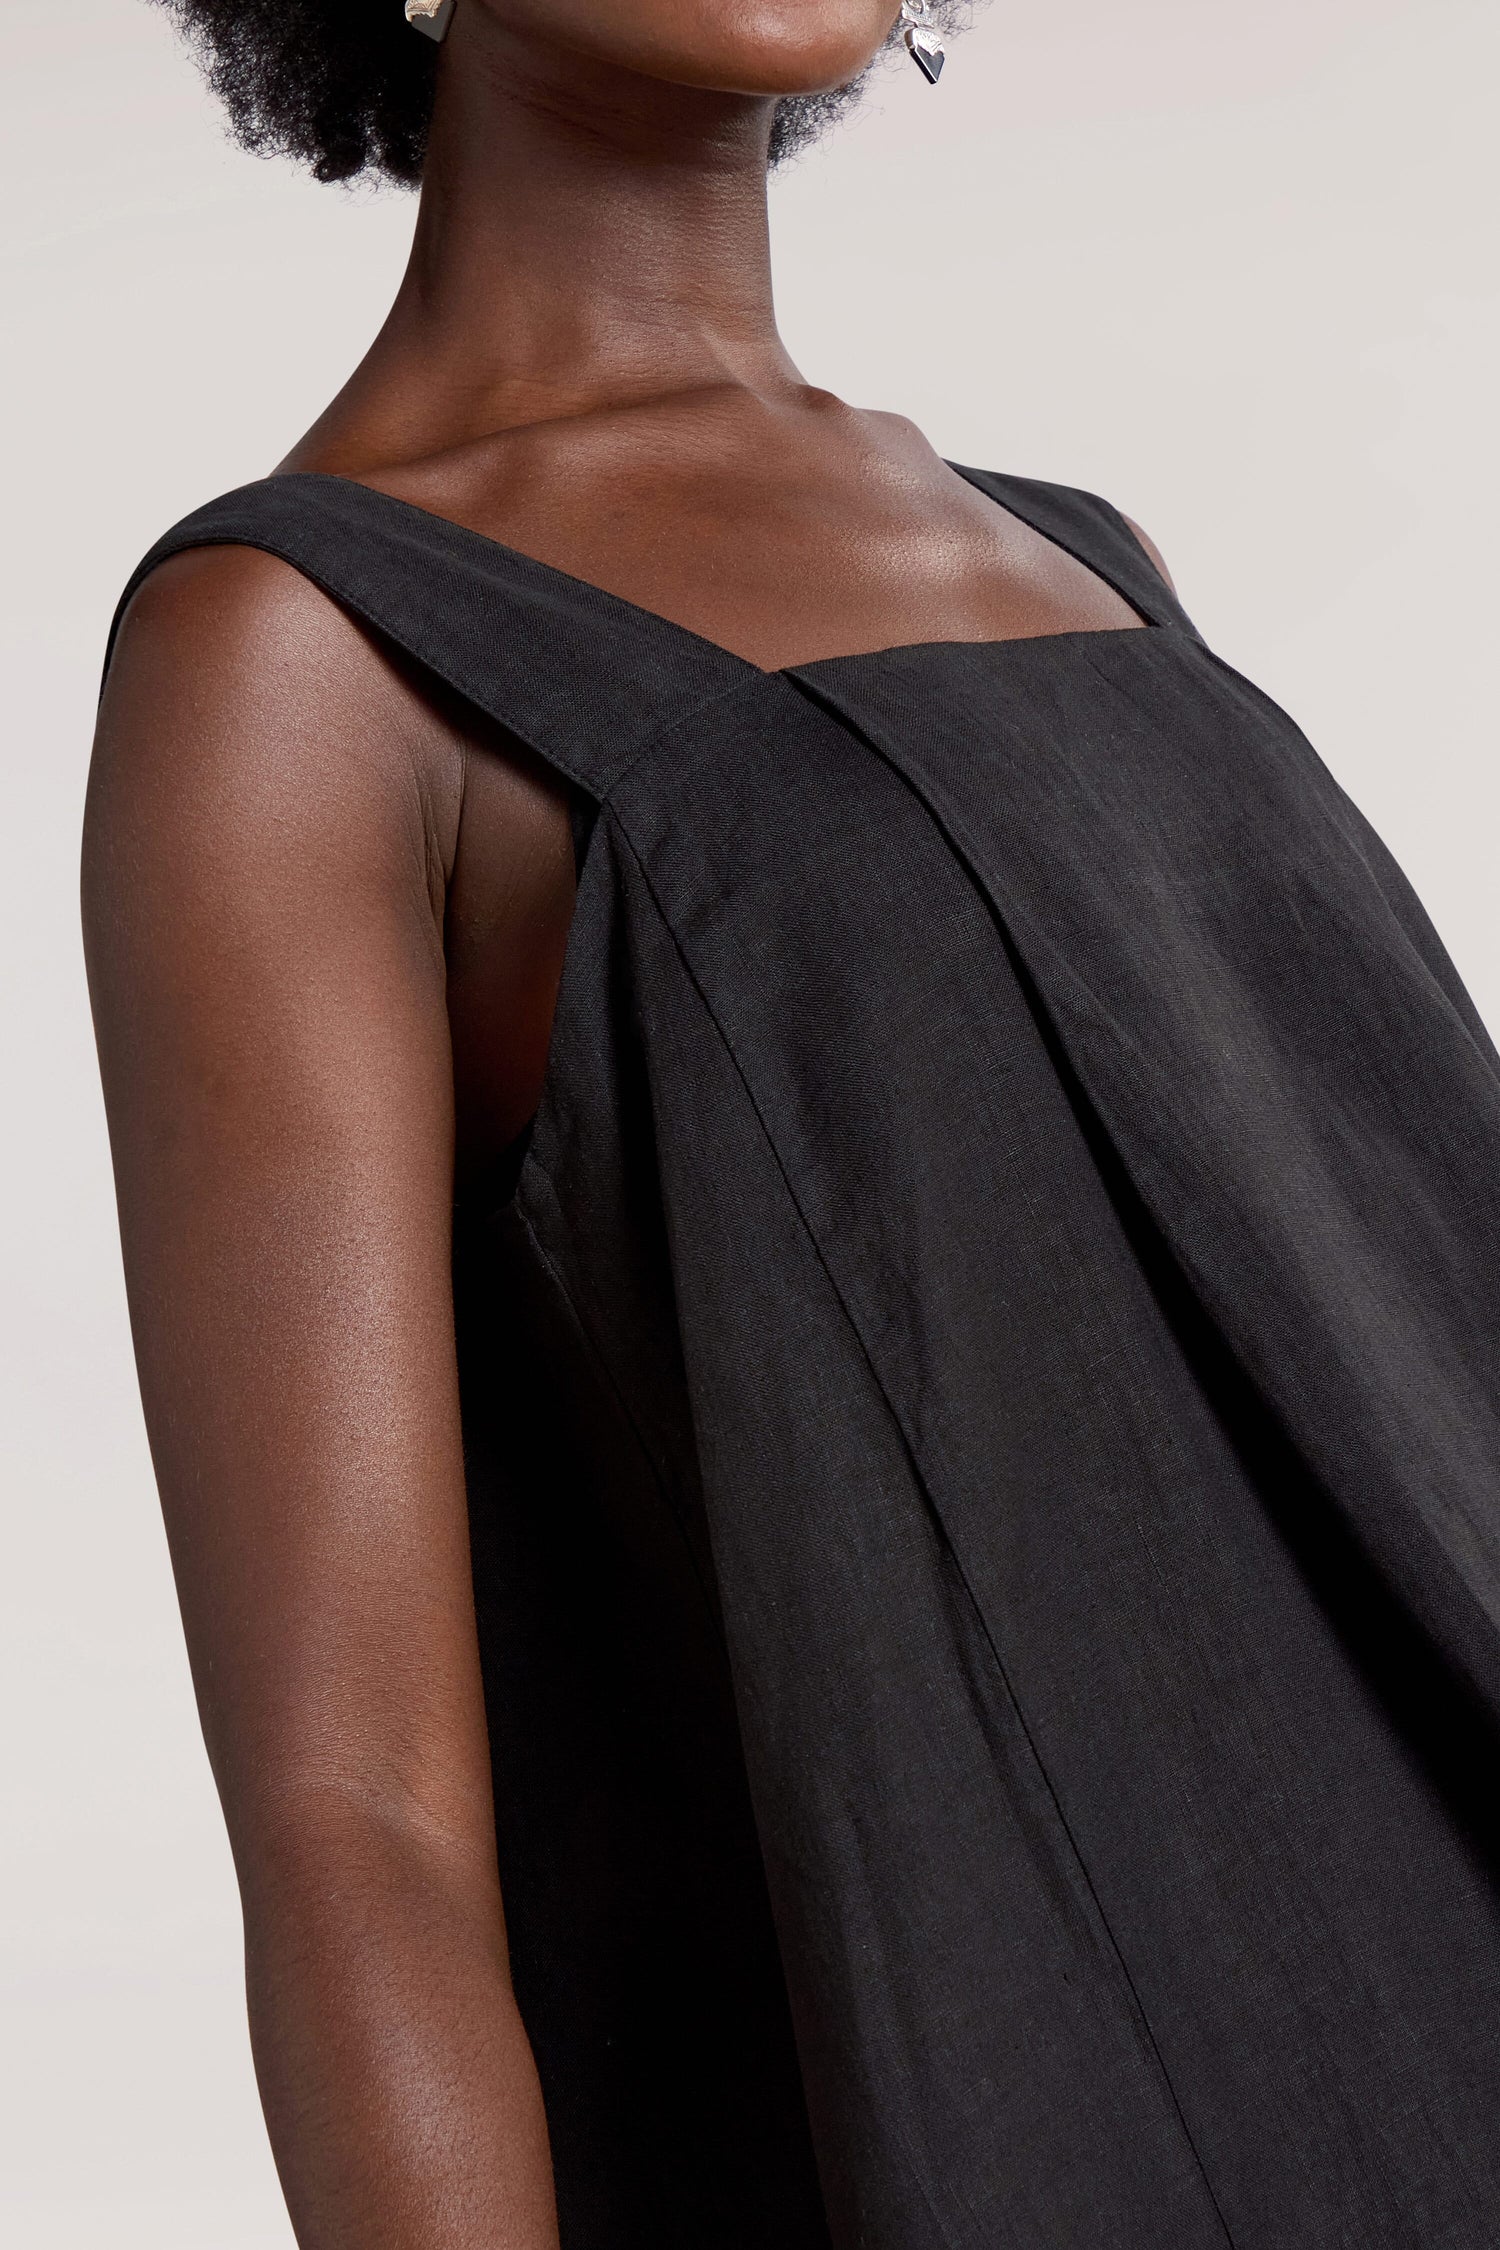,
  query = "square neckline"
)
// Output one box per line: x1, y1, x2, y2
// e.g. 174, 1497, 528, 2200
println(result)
272, 462, 1170, 686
